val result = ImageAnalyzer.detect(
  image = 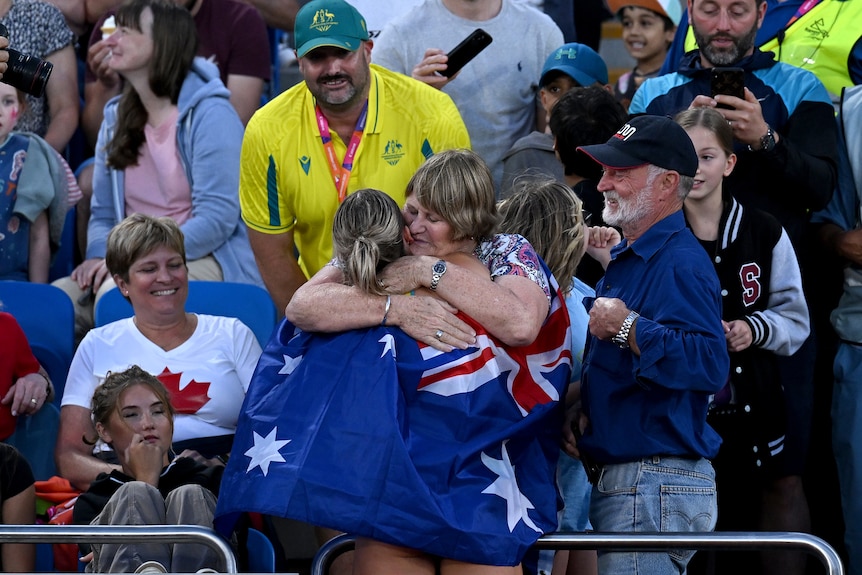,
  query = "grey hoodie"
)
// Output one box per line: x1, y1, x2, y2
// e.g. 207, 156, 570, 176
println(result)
89, 57, 262, 287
